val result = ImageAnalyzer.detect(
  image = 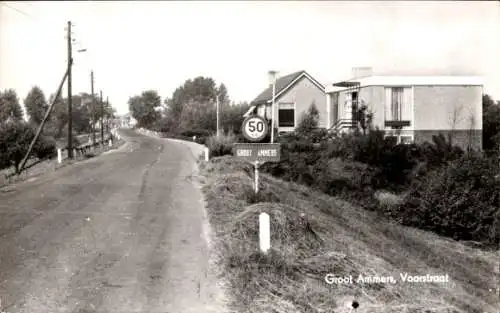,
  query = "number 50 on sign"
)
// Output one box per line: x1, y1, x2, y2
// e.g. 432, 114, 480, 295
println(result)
241, 115, 269, 142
